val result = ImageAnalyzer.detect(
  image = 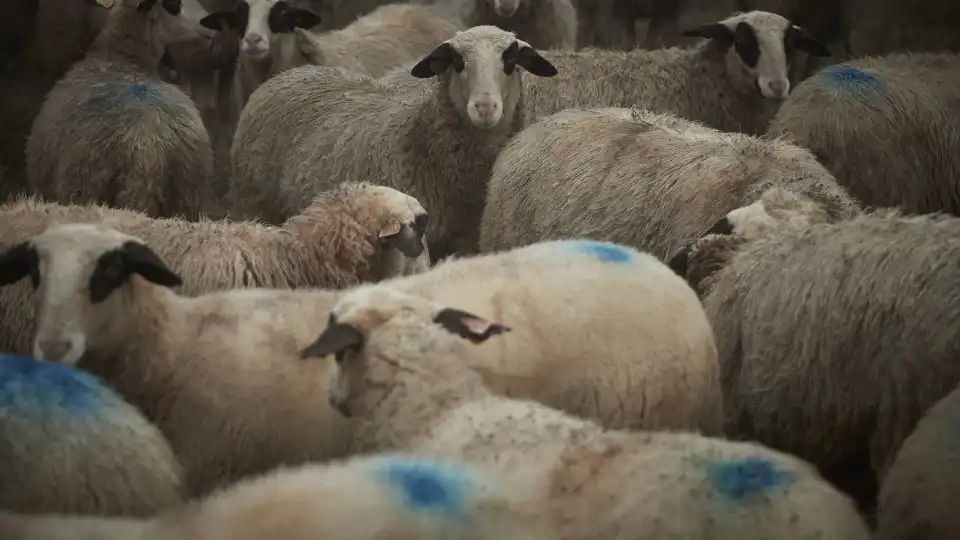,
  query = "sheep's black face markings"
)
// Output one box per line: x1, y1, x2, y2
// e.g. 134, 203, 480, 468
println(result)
201, 3, 248, 33
667, 248, 690, 278
268, 2, 322, 33
733, 22, 760, 68
137, 0, 158, 12
501, 41, 558, 77
681, 23, 734, 48
410, 42, 464, 78
434, 308, 511, 344
0, 242, 40, 289
706, 217, 735, 236
413, 214, 429, 237
300, 316, 365, 362
160, 0, 181, 15
785, 24, 831, 58
89, 241, 183, 303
